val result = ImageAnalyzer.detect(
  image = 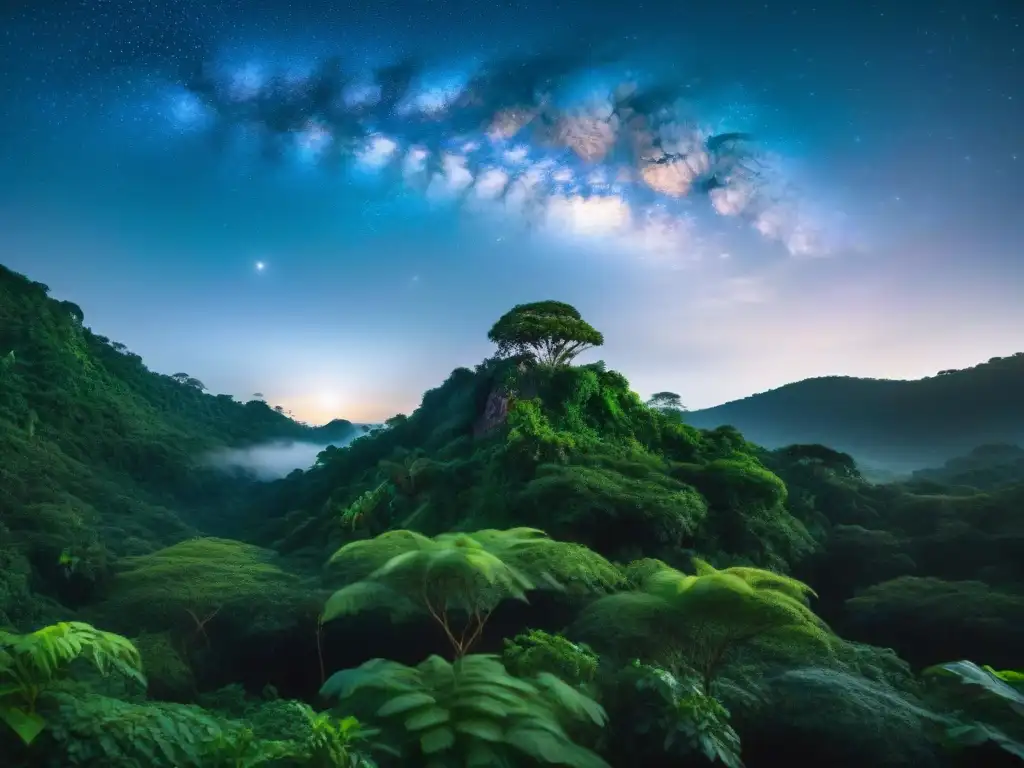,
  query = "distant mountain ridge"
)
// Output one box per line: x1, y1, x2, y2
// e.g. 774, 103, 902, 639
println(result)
684, 353, 1024, 470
